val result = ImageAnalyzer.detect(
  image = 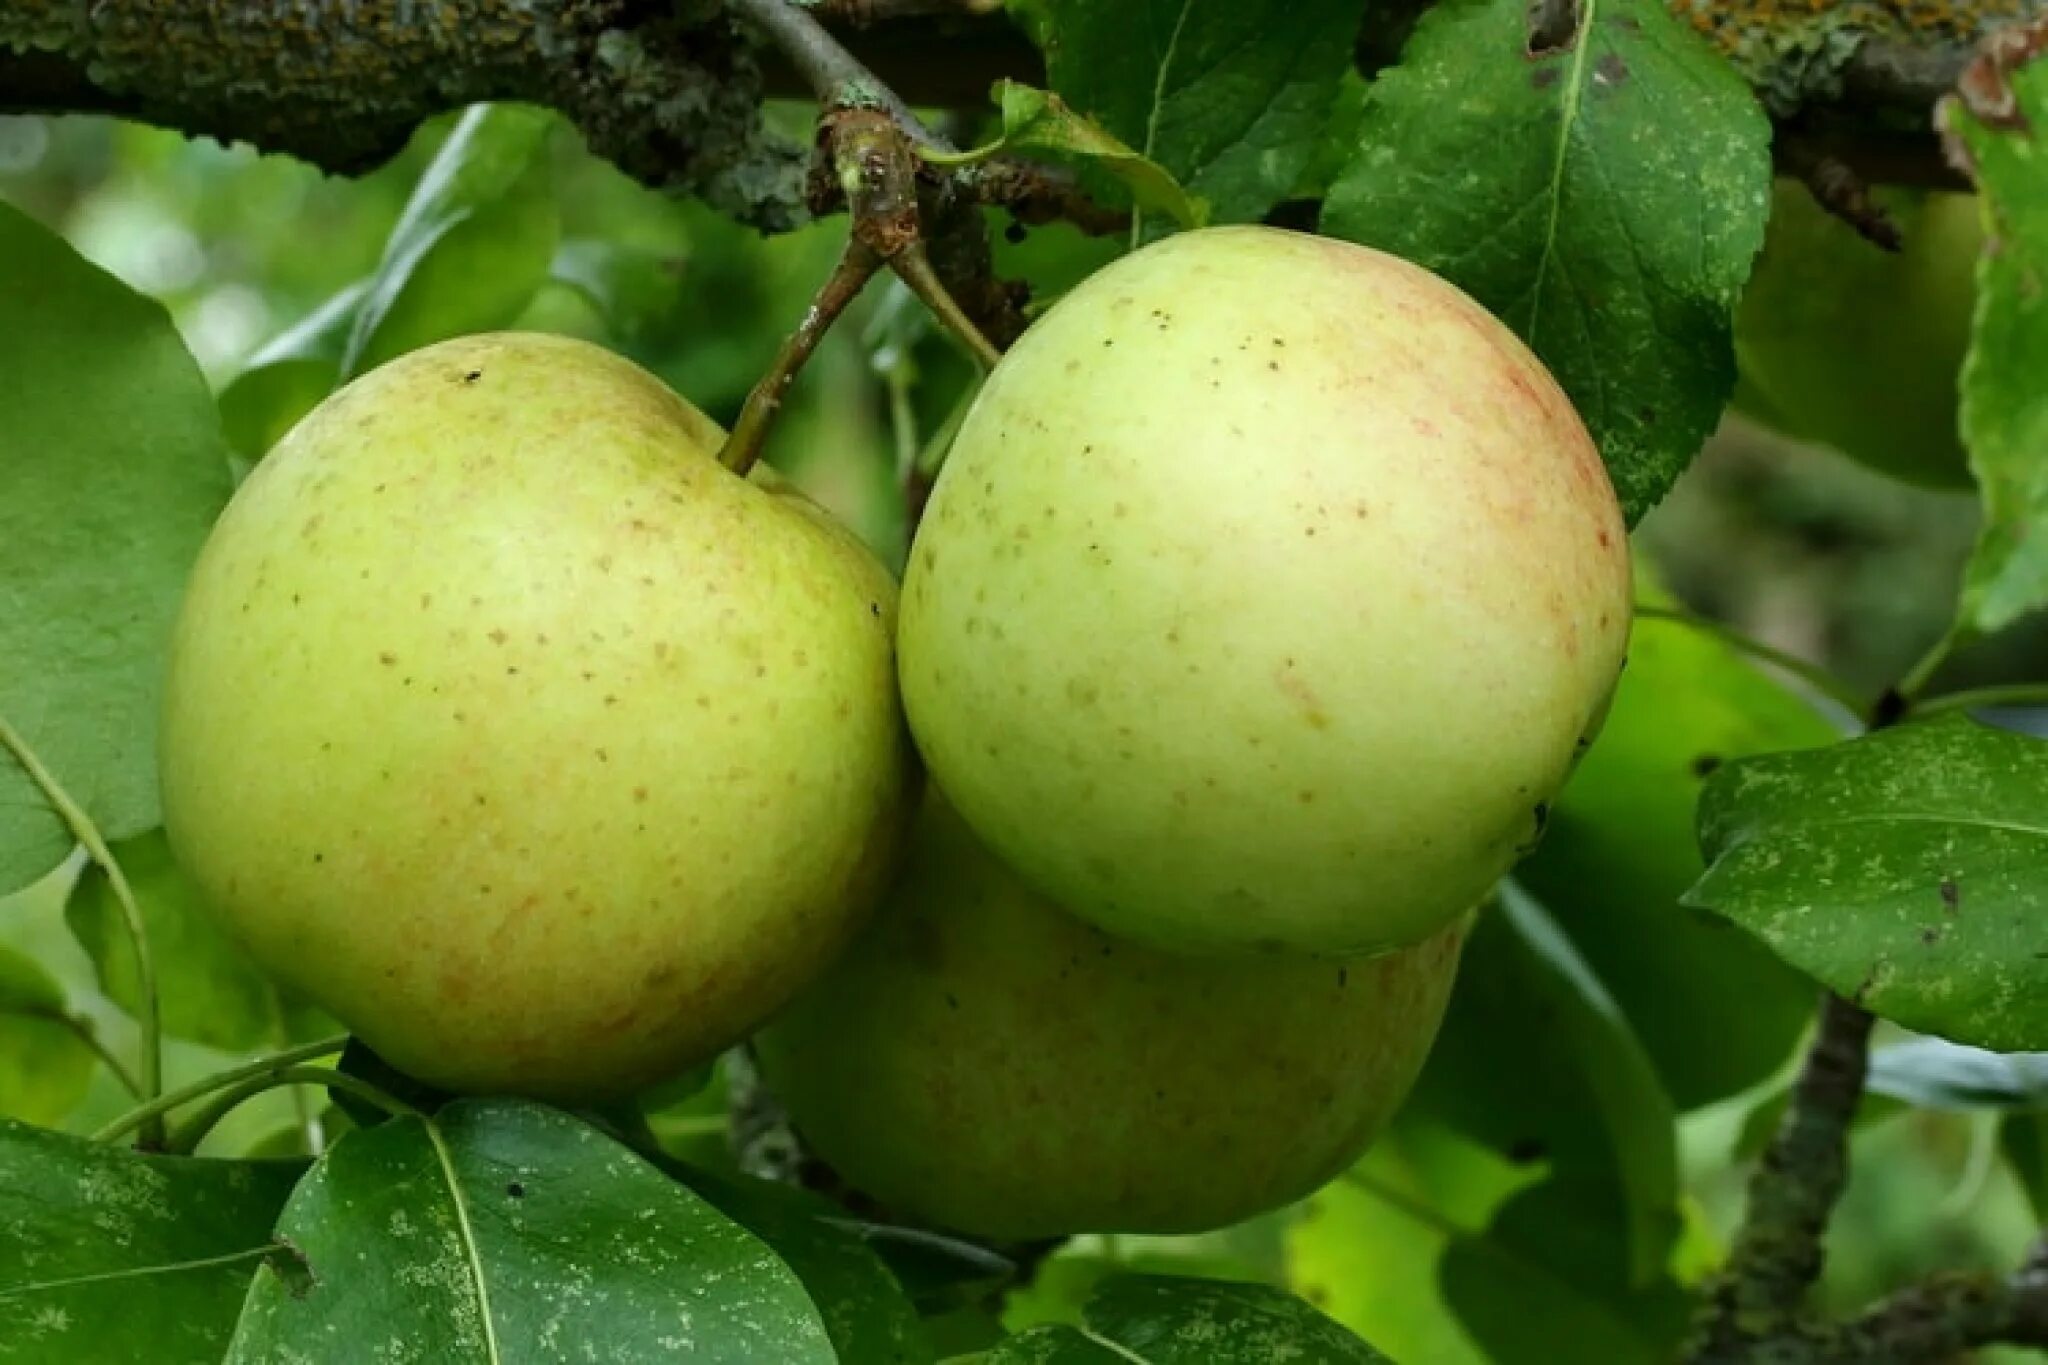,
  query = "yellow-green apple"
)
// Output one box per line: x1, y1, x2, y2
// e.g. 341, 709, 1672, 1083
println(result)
160, 333, 911, 1101
899, 225, 1630, 957
756, 794, 1466, 1239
